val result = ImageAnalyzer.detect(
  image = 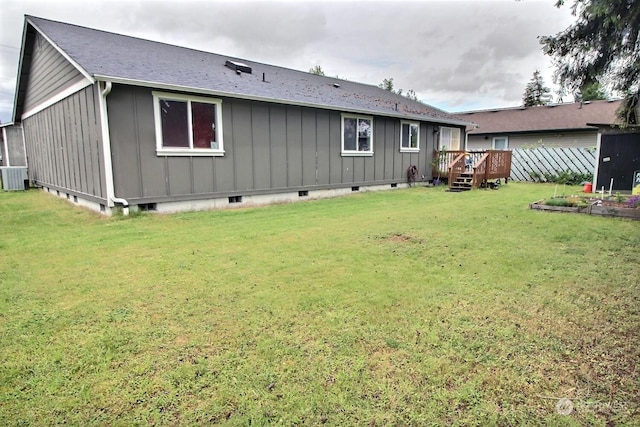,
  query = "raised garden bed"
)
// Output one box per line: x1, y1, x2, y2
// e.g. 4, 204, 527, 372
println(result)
530, 194, 640, 220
